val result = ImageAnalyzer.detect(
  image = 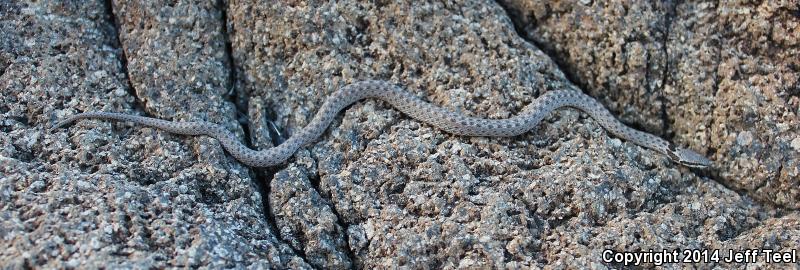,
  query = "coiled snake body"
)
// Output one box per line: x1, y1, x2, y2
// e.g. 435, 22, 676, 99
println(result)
53, 80, 712, 168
